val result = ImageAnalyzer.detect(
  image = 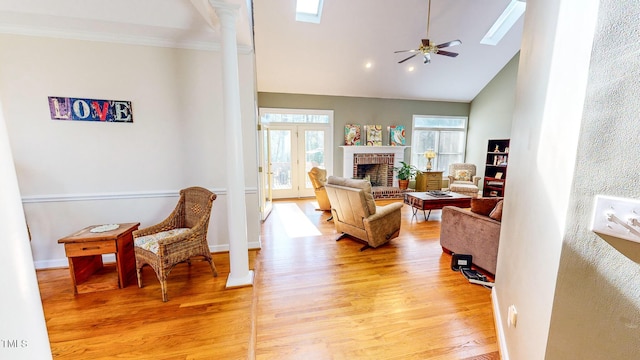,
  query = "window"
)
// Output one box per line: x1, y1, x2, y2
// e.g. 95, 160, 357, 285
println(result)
295, 0, 324, 24
261, 111, 330, 124
411, 115, 468, 176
